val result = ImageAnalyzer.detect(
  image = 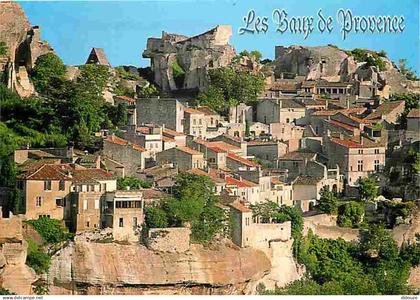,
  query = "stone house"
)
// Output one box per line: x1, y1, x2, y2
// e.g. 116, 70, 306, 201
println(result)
102, 135, 147, 175
270, 178, 294, 207
246, 140, 288, 163
365, 100, 405, 125
269, 122, 304, 152
277, 151, 318, 180
229, 201, 291, 248
103, 190, 143, 242
209, 134, 247, 156
136, 98, 186, 132
16, 162, 117, 227
162, 127, 187, 147
229, 103, 253, 124
184, 108, 206, 138
256, 99, 306, 125
196, 106, 222, 129
325, 134, 386, 187
224, 176, 260, 204
156, 146, 206, 171
248, 122, 270, 137
226, 152, 259, 172
314, 81, 354, 98
123, 125, 163, 159
406, 109, 420, 132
